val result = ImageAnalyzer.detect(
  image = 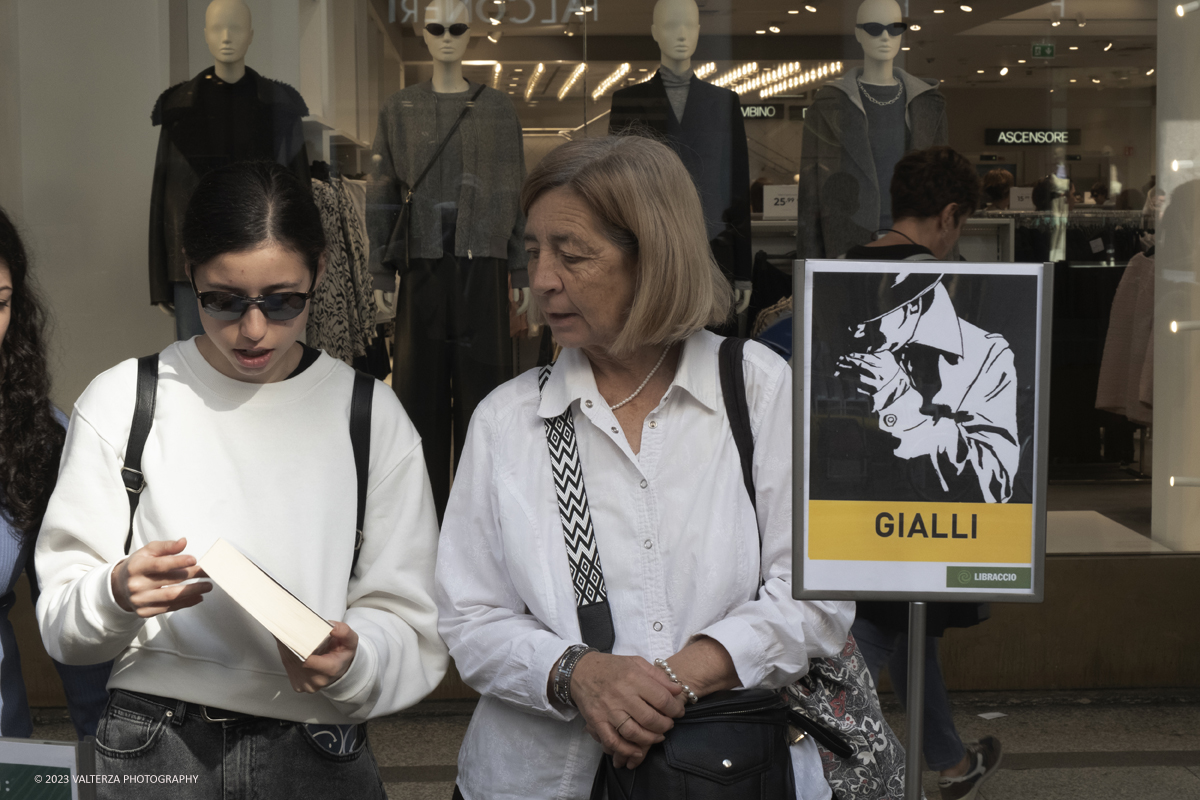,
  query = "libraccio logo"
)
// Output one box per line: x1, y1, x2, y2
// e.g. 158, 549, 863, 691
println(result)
946, 567, 1031, 589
